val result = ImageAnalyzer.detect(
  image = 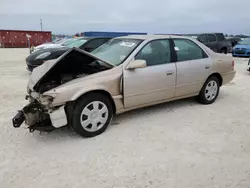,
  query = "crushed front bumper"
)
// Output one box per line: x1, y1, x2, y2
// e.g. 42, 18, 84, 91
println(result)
12, 102, 68, 132
12, 111, 25, 128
